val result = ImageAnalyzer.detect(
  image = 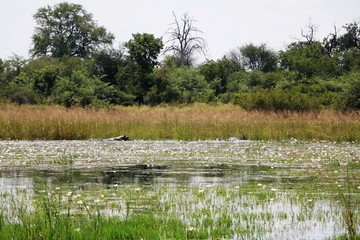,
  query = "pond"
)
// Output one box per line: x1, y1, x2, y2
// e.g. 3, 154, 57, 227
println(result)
0, 140, 359, 239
